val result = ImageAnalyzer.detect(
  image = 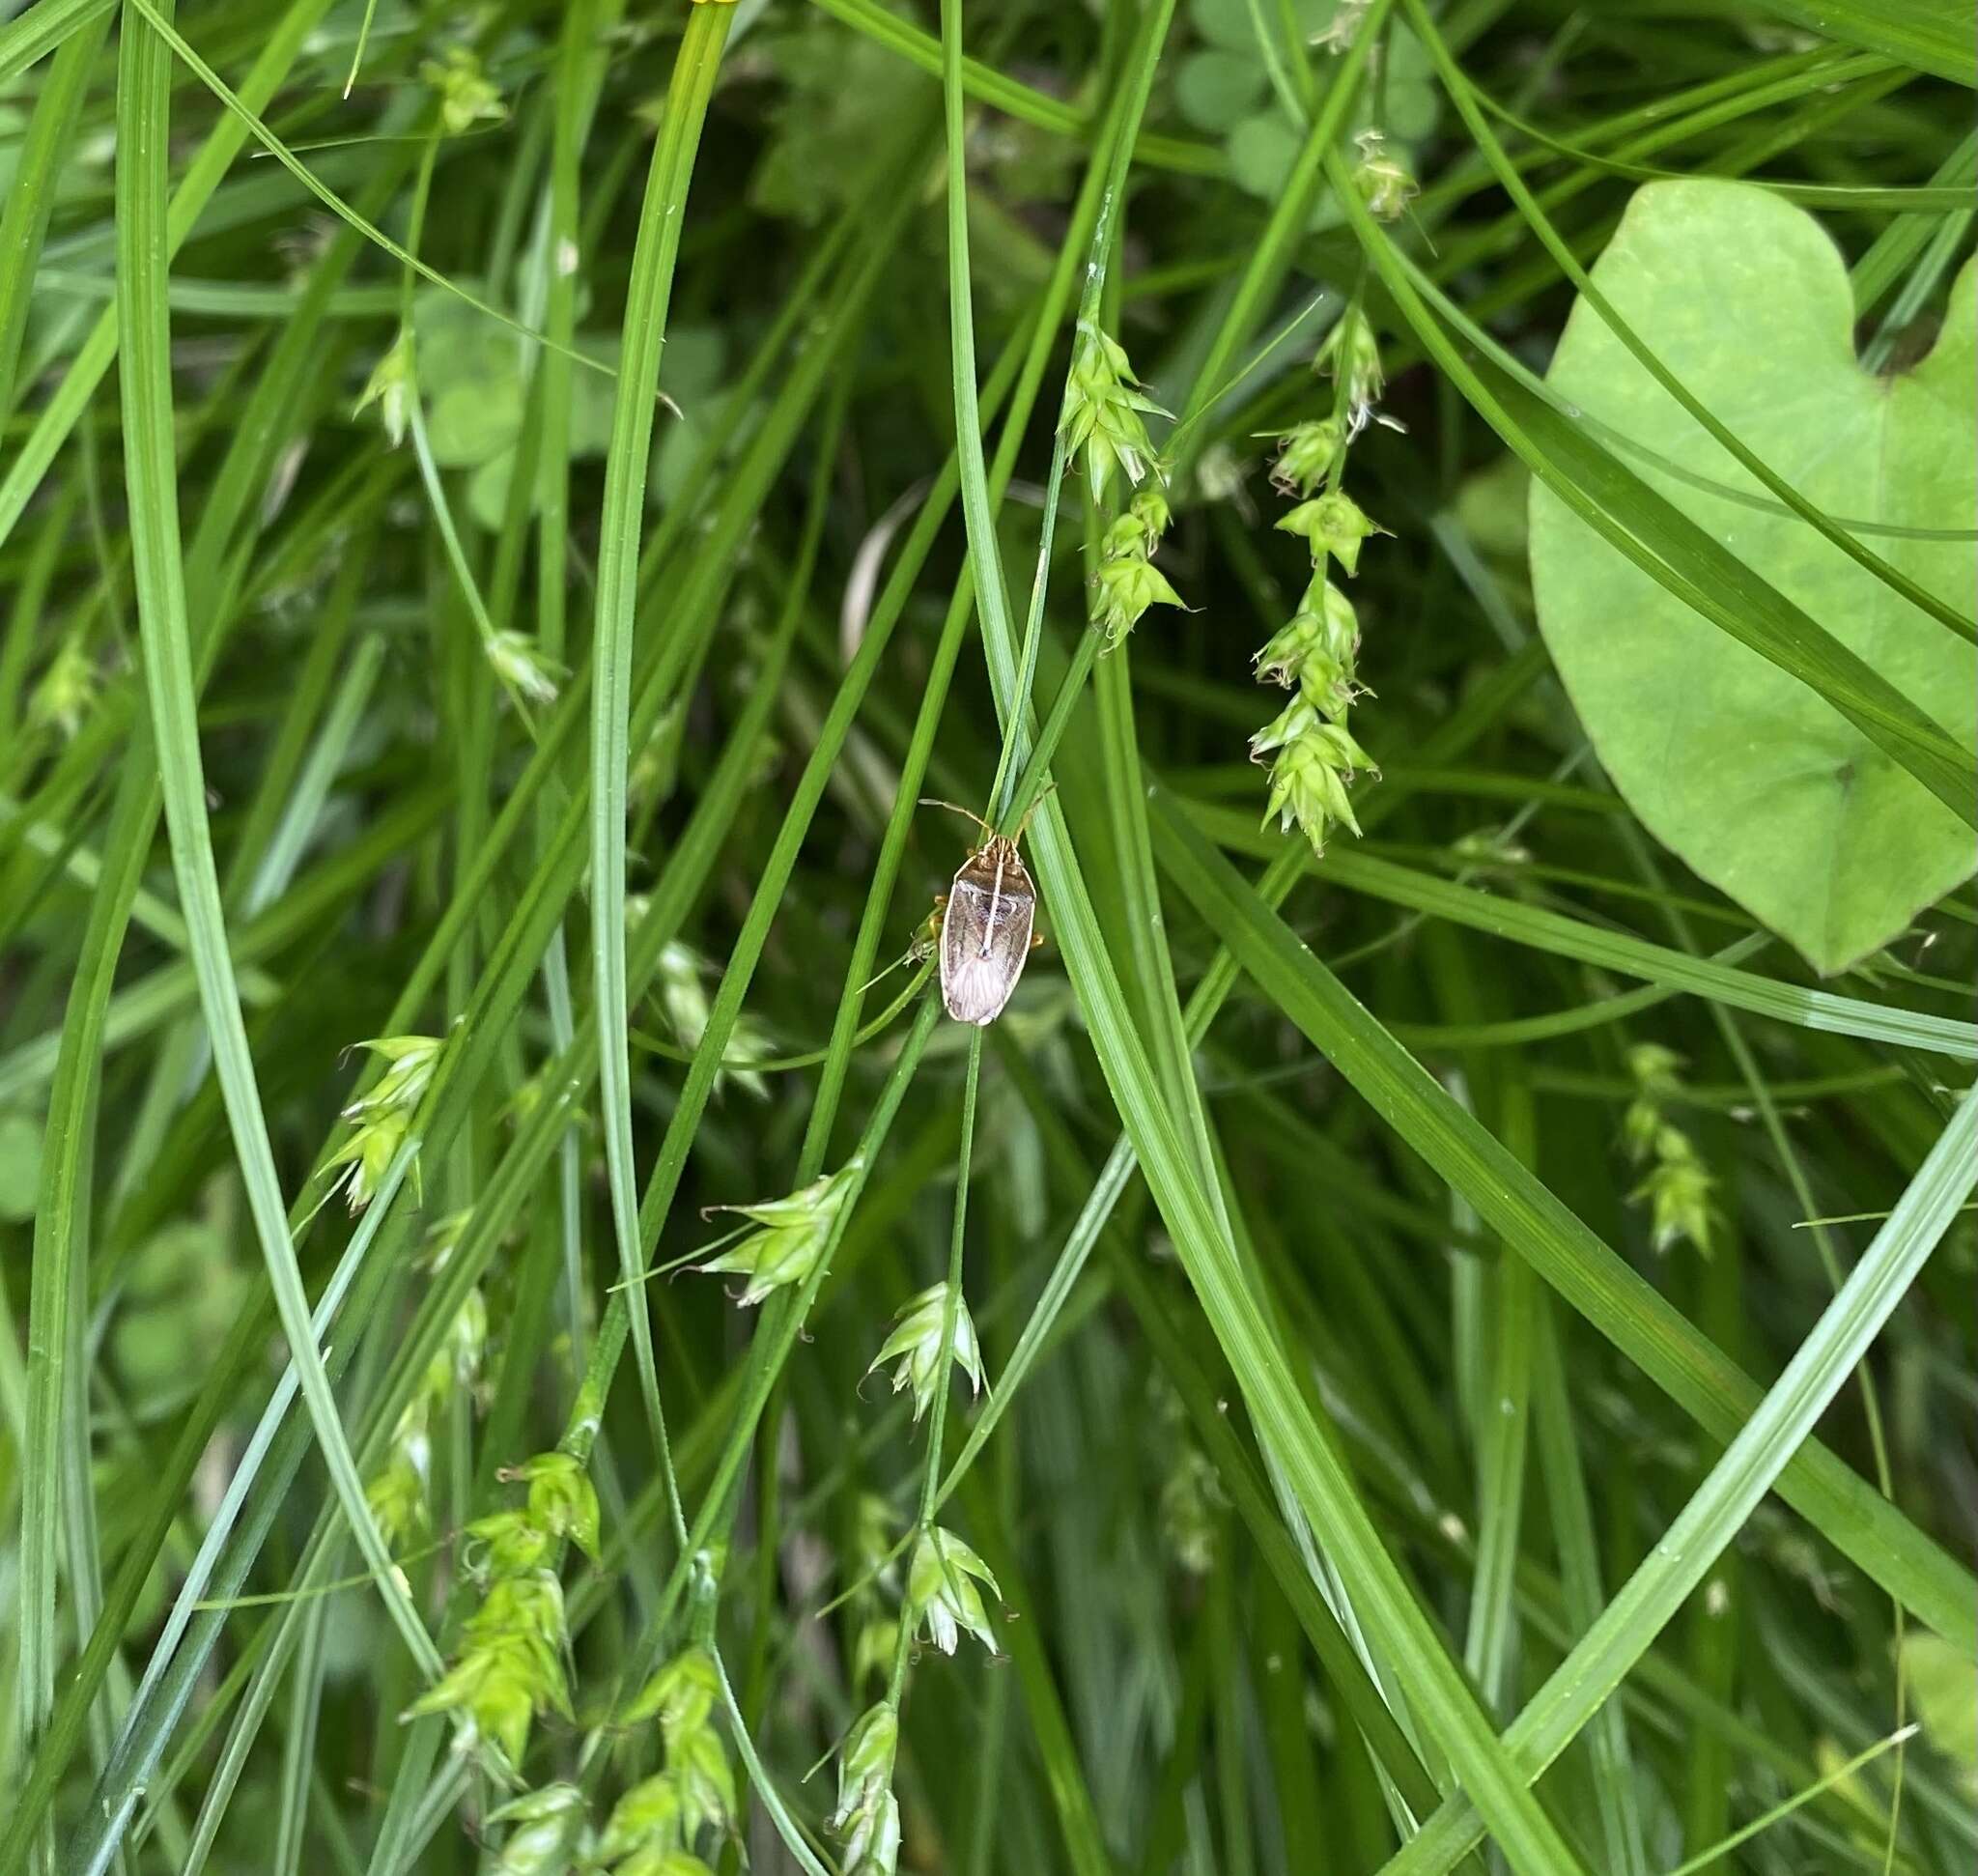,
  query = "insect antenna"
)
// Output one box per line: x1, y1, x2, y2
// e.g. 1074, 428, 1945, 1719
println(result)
918, 796, 995, 839
1009, 779, 1060, 845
